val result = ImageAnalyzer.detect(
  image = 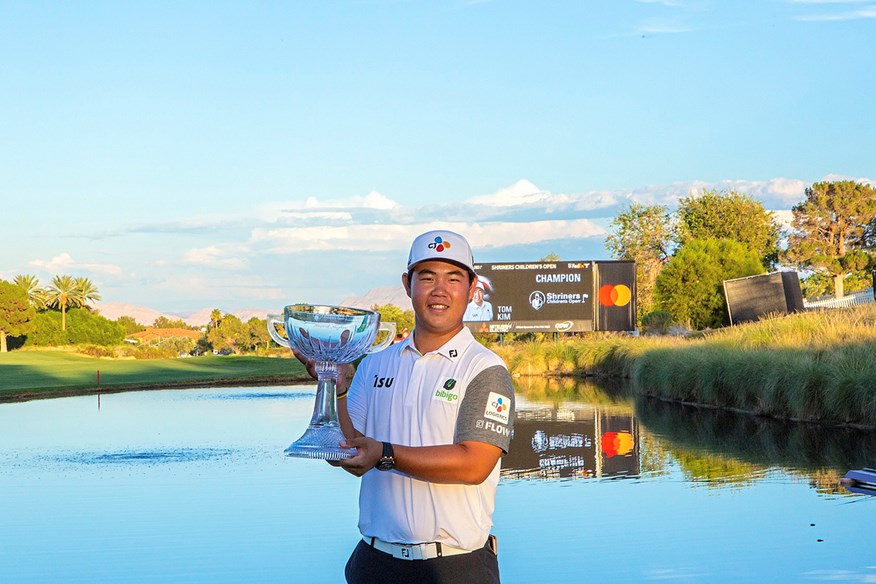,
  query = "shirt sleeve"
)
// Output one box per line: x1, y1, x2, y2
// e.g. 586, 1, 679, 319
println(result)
454, 364, 515, 453
346, 359, 368, 435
